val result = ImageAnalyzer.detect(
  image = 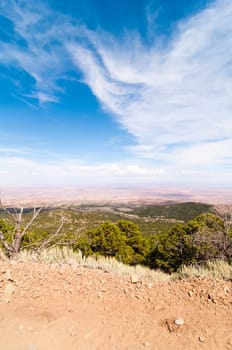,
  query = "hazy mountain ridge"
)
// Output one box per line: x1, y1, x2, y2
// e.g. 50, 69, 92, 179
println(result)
1, 186, 232, 207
